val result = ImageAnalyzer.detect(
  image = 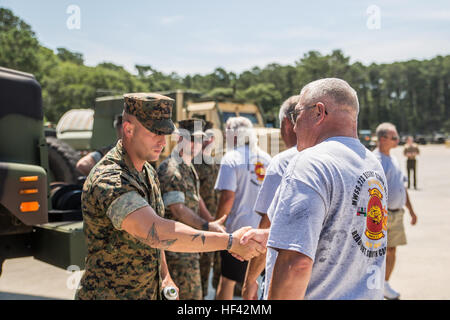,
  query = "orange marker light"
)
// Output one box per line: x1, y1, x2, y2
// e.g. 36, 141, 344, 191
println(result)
20, 189, 39, 195
20, 201, 40, 212
20, 176, 39, 182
